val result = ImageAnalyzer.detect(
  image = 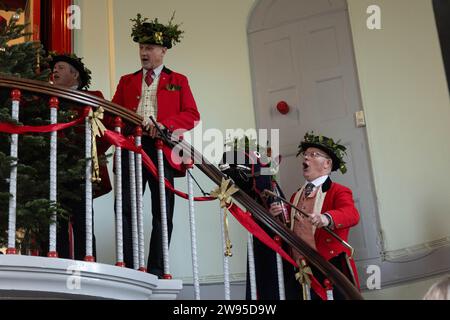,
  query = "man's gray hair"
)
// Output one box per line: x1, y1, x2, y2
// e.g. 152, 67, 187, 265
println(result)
423, 276, 450, 300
